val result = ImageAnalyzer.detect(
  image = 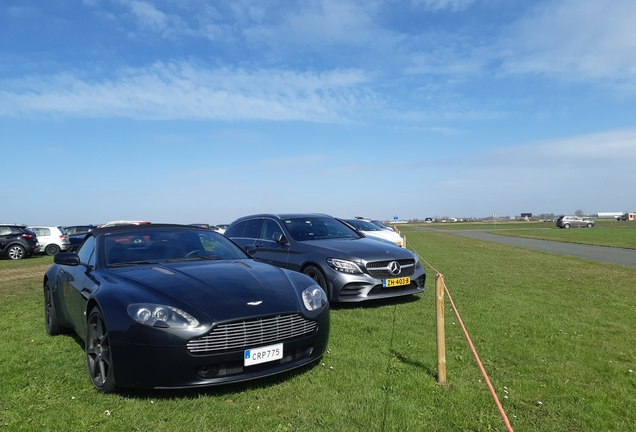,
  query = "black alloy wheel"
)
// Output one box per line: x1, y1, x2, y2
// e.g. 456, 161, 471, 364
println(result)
7, 244, 25, 260
45, 244, 61, 256
44, 282, 62, 335
86, 308, 117, 393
